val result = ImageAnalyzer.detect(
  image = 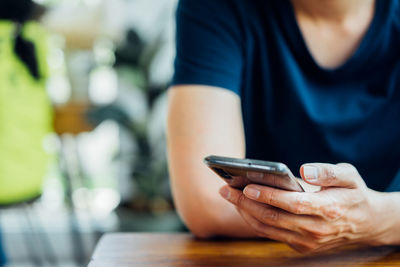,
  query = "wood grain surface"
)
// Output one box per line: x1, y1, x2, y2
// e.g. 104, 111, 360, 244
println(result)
88, 233, 400, 267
